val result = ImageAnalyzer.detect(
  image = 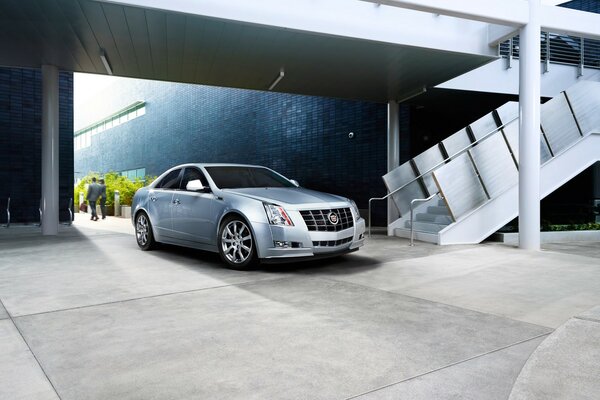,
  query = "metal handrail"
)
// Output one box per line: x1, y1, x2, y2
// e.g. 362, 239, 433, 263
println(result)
2, 197, 9, 228
37, 198, 42, 227
410, 194, 439, 246
68, 197, 73, 226
367, 115, 518, 237
62, 197, 73, 226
